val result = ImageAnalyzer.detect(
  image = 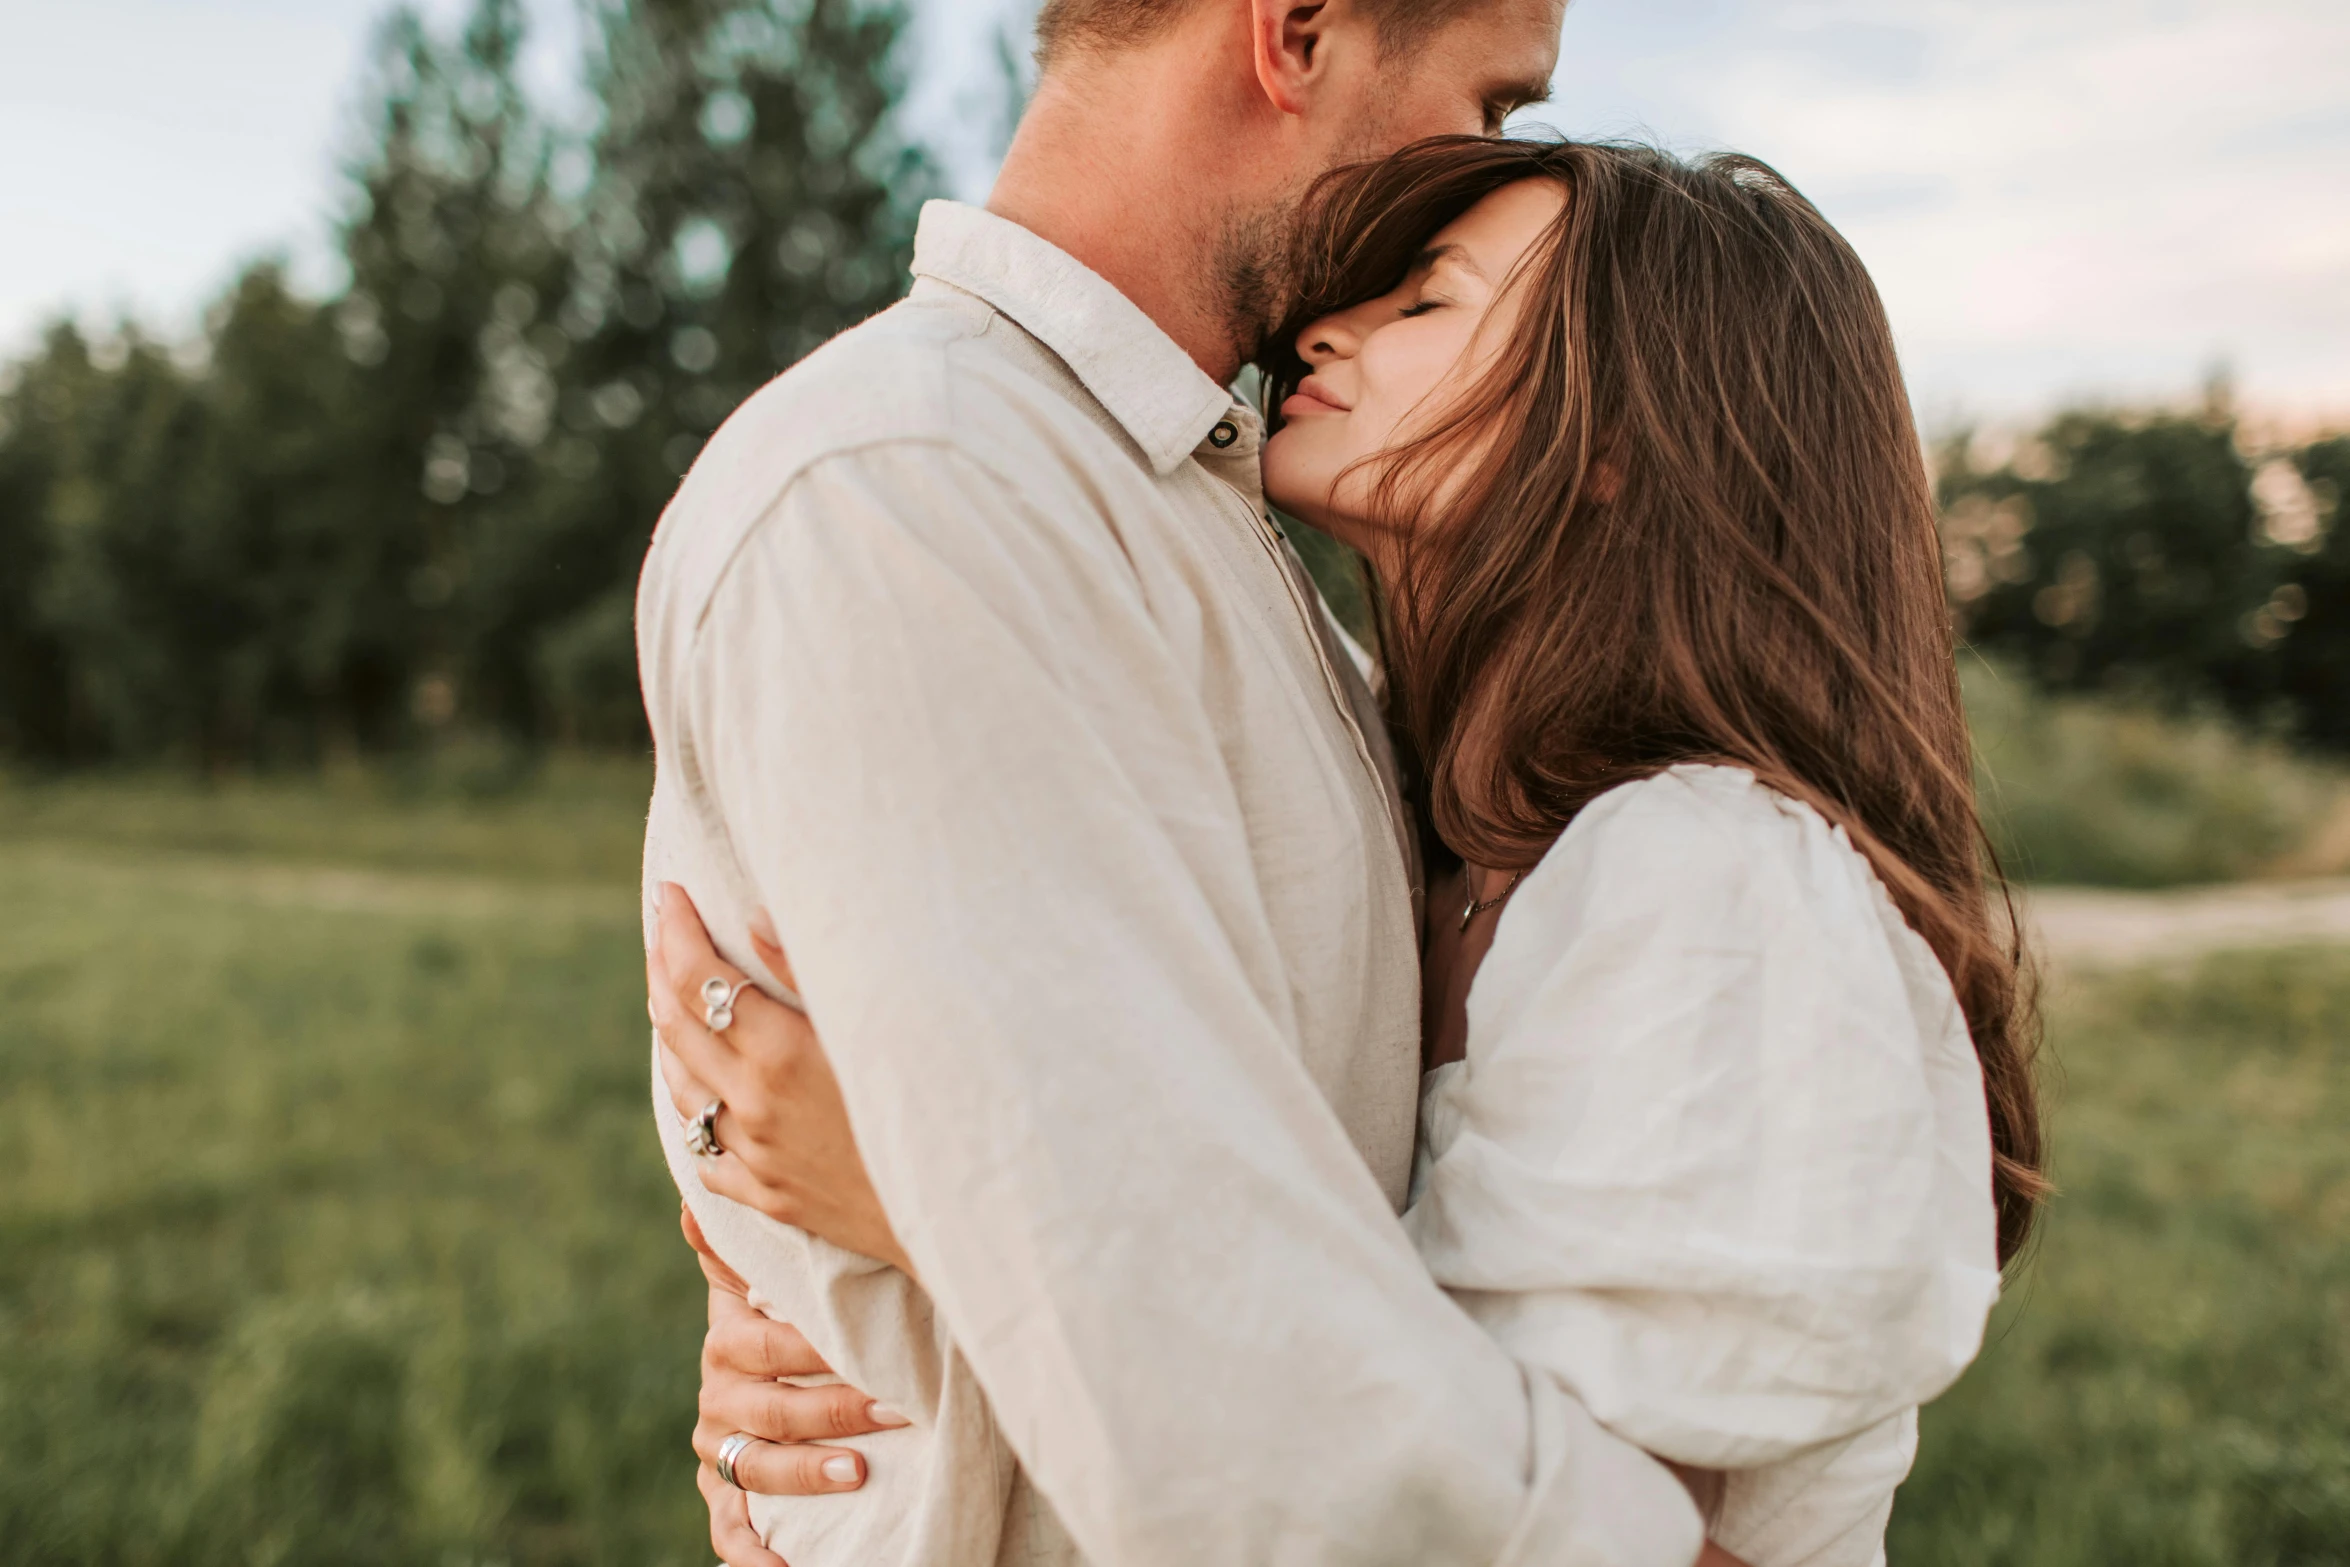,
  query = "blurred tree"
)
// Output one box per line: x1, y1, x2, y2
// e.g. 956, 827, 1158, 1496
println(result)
523, 0, 938, 745
0, 0, 937, 770
0, 341, 79, 761
333, 0, 574, 748
2267, 435, 2350, 749
15, 323, 218, 764
1942, 400, 2344, 753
